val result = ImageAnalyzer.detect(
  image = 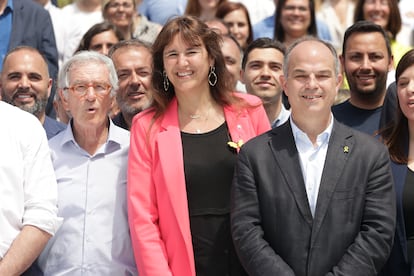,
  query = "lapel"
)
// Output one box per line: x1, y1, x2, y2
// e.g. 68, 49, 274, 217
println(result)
156, 98, 193, 259
9, 0, 24, 49
223, 104, 251, 148
311, 121, 354, 243
269, 122, 314, 227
